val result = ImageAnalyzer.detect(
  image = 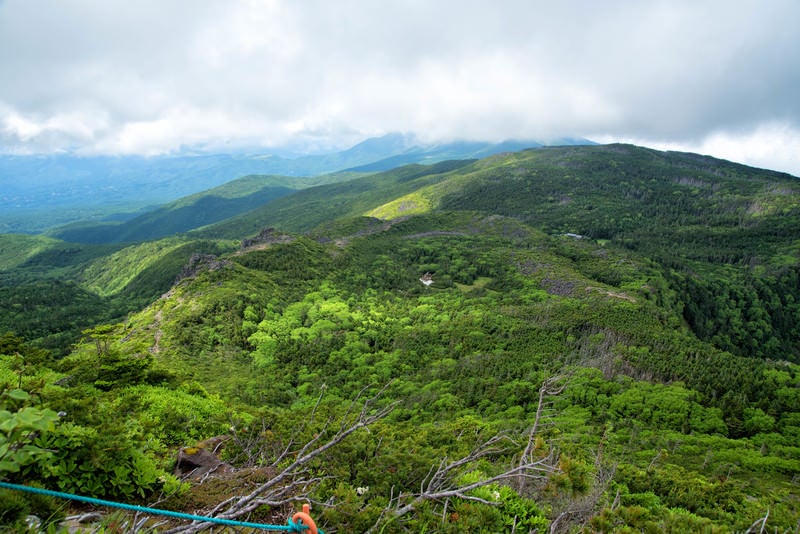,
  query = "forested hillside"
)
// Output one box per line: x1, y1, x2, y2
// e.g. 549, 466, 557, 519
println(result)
197, 144, 800, 363
45, 173, 356, 245
1, 144, 799, 532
